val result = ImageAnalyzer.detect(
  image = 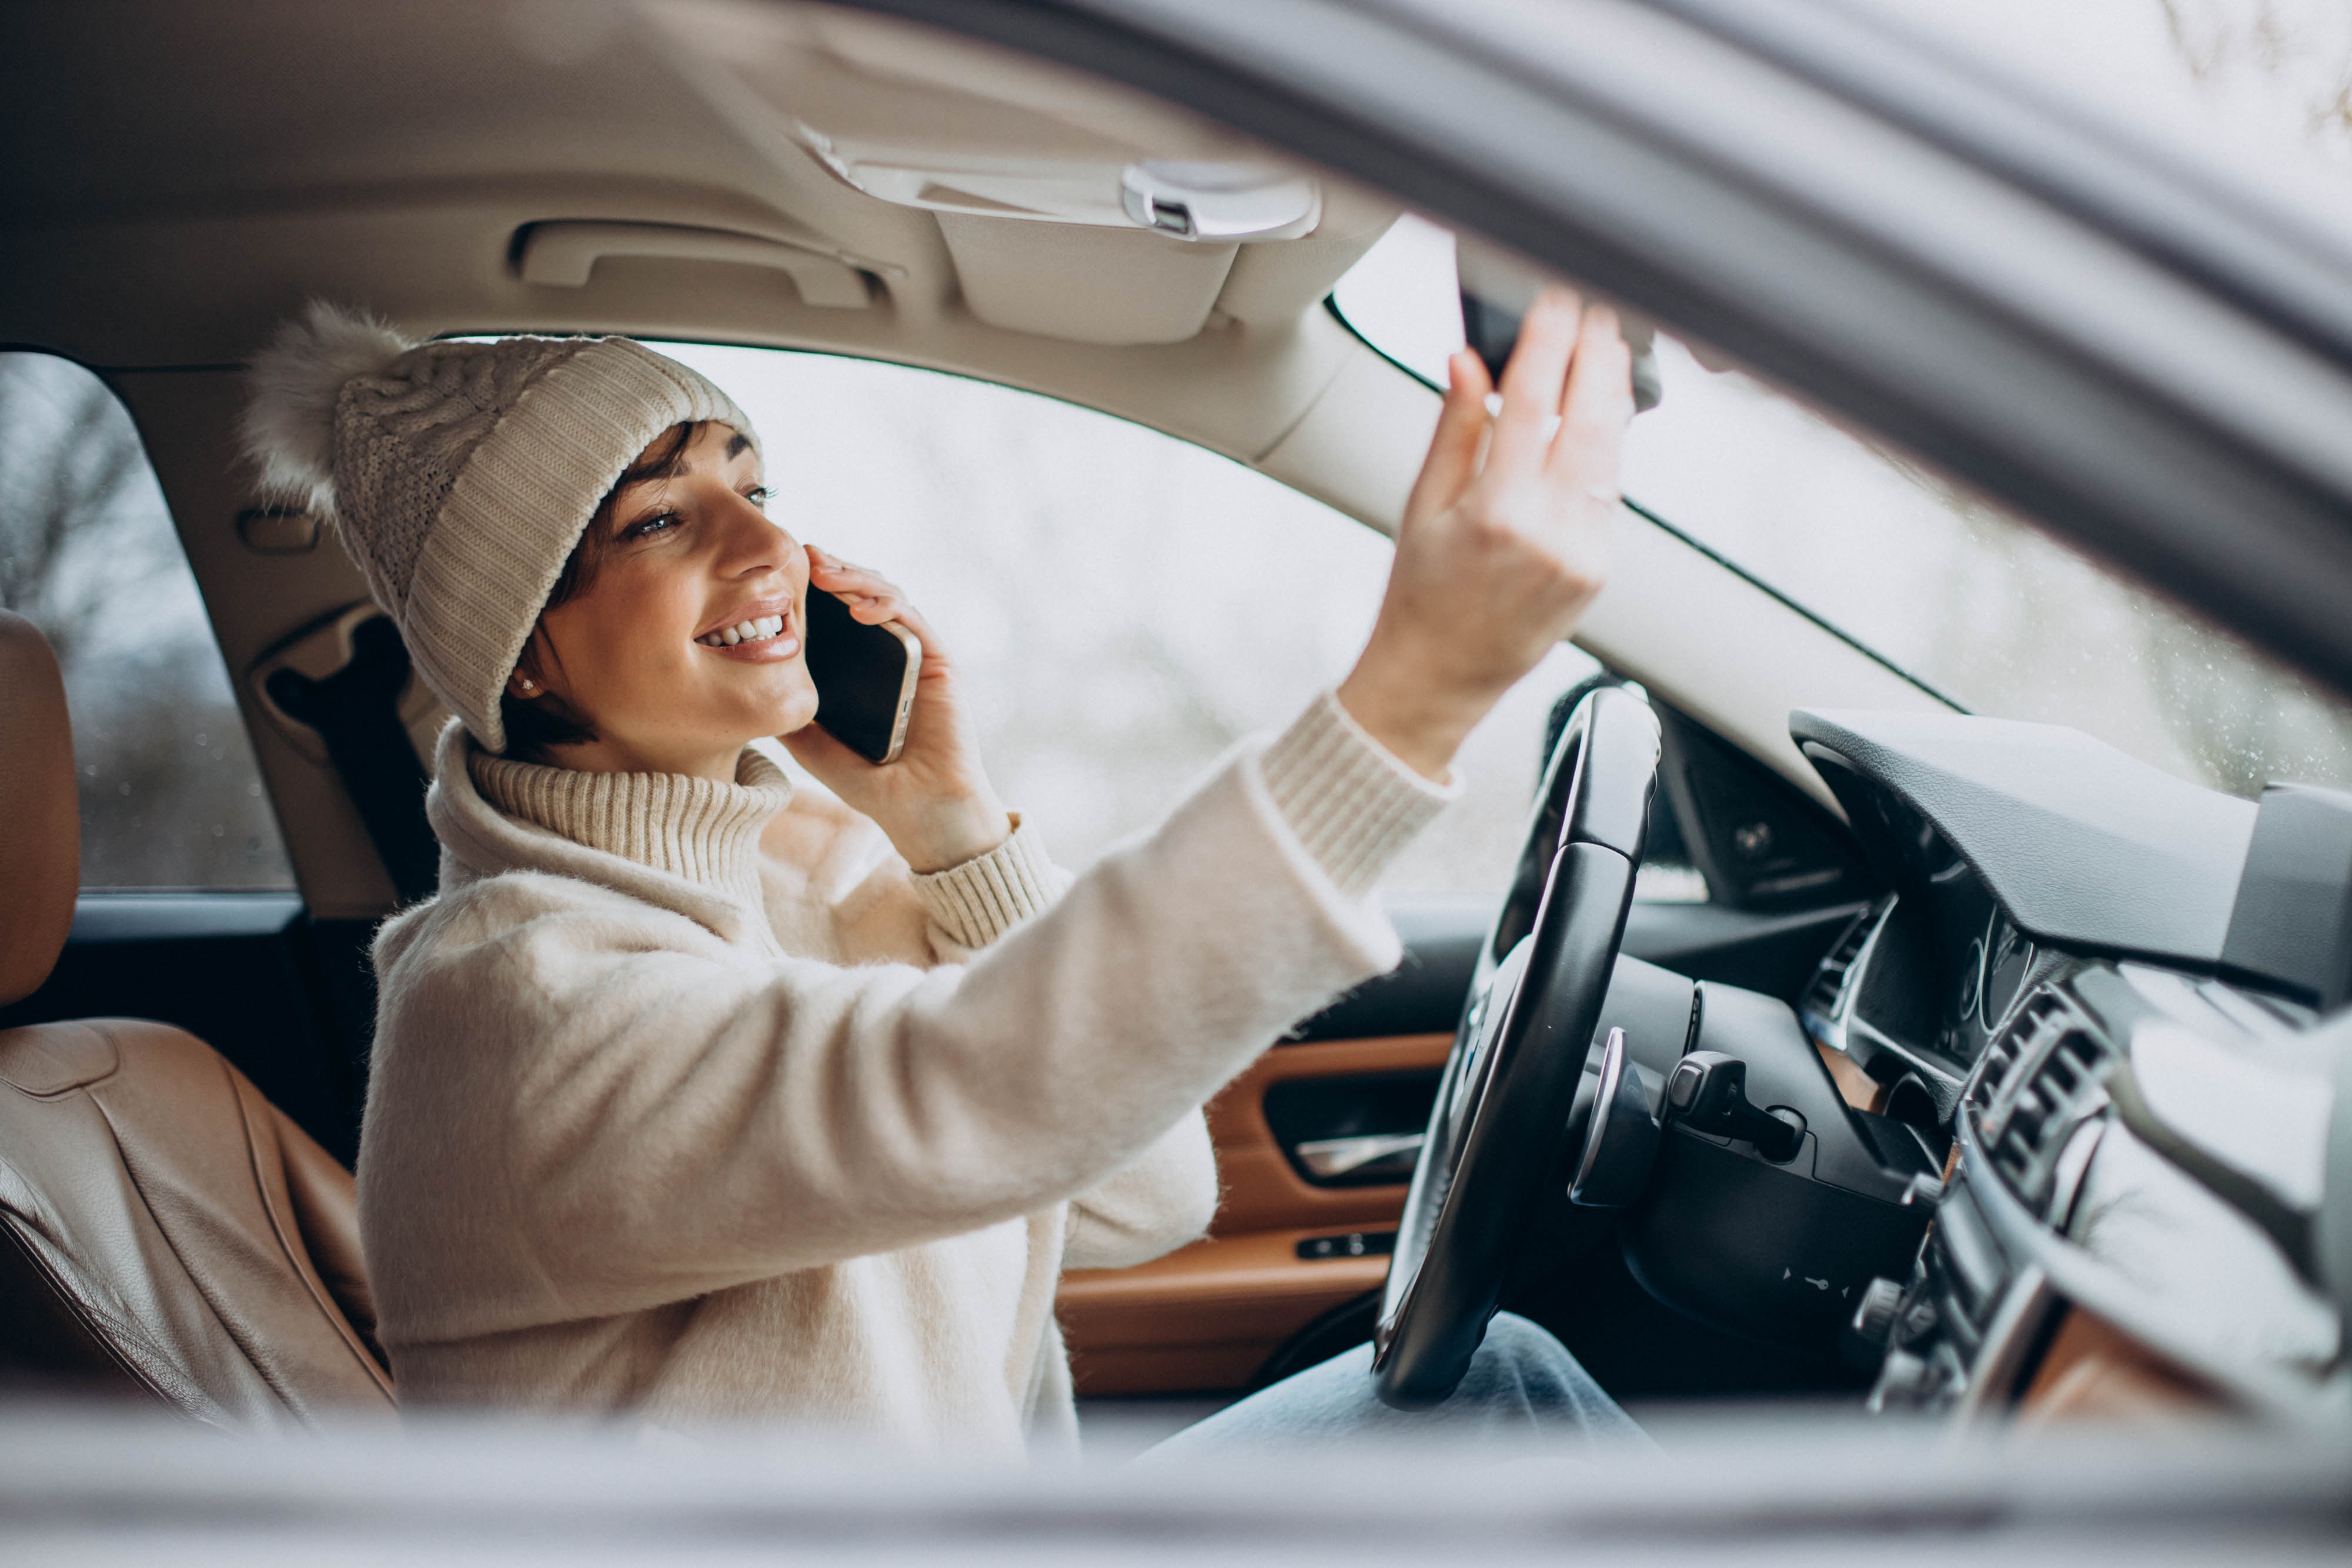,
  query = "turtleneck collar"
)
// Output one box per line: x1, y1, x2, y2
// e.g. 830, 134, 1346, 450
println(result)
467, 744, 793, 912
